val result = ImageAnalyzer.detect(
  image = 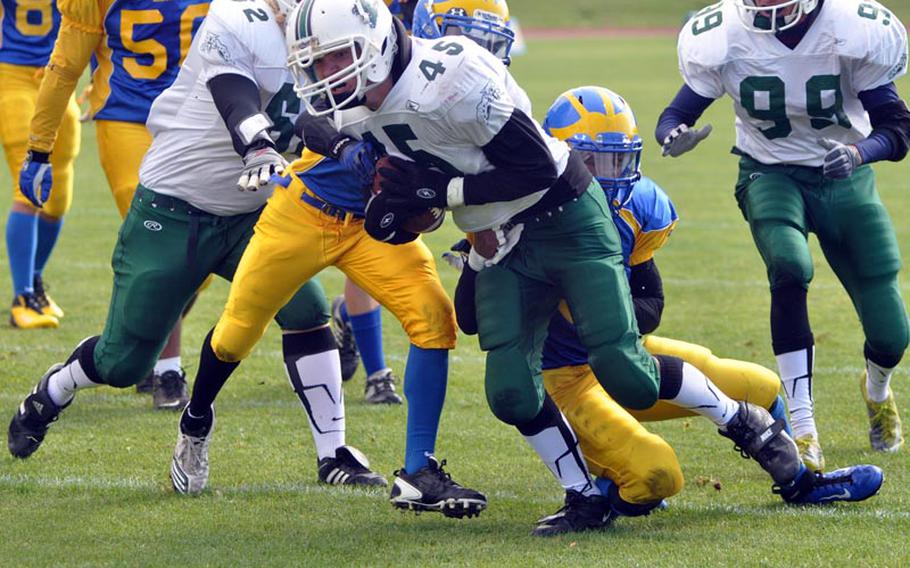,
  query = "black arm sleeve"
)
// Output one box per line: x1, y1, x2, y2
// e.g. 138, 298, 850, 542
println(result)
453, 266, 479, 335
866, 98, 910, 162
462, 108, 558, 206
629, 259, 664, 335
207, 73, 273, 156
